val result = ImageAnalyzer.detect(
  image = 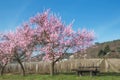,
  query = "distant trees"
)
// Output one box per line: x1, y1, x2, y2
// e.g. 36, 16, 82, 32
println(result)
104, 45, 111, 54
117, 47, 120, 53
98, 49, 105, 58
95, 42, 100, 45
98, 45, 111, 58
